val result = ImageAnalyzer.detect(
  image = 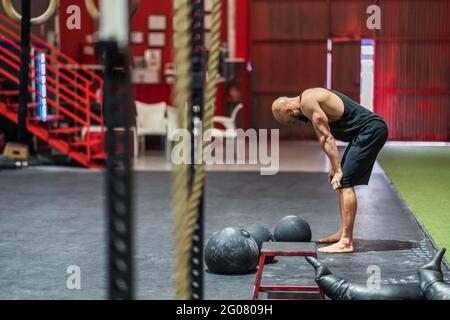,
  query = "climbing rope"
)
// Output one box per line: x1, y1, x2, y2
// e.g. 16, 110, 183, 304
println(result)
172, 0, 193, 300
172, 0, 222, 300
